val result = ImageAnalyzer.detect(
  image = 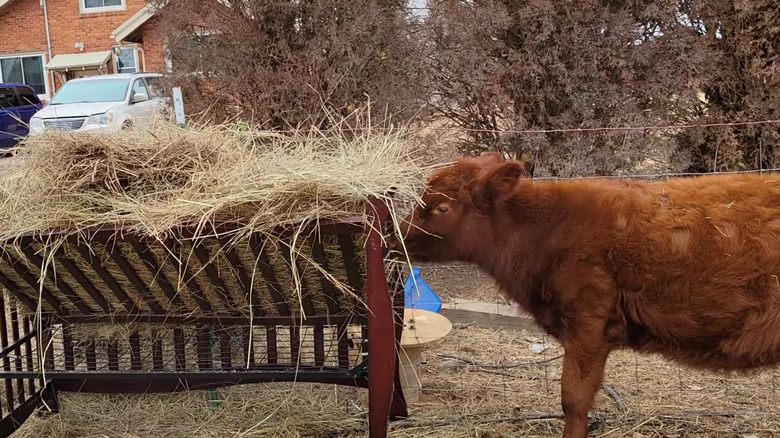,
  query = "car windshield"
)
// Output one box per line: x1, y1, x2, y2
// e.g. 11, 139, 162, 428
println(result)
48, 78, 130, 105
